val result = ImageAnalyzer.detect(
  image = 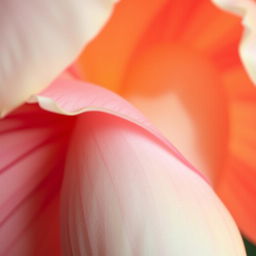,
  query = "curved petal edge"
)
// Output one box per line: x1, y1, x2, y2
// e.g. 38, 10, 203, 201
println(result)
0, 0, 118, 116
61, 112, 246, 256
212, 0, 256, 84
28, 77, 206, 181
